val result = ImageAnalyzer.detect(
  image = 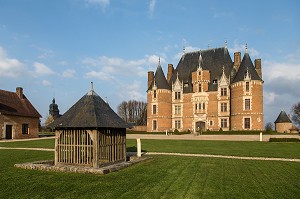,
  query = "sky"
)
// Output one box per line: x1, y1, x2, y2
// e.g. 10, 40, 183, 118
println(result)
0, 0, 300, 126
